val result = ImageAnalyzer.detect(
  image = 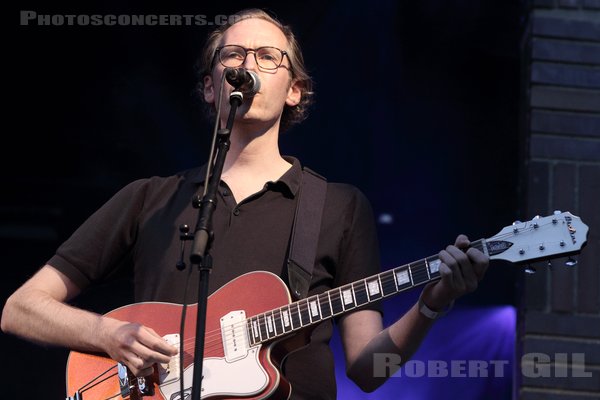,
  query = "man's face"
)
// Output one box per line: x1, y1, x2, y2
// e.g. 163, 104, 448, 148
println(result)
203, 18, 301, 130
